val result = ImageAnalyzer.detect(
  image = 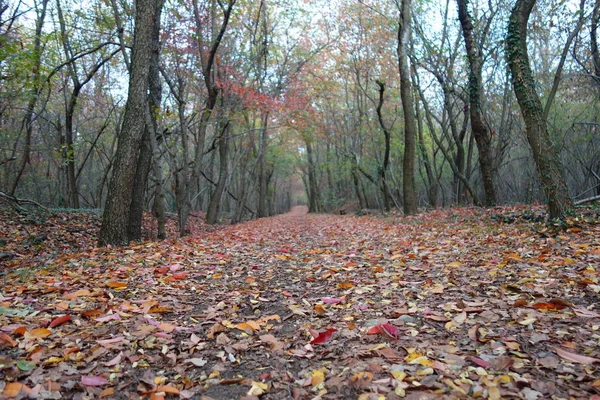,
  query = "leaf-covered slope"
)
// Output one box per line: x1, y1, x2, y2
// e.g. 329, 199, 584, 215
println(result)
1, 206, 599, 399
